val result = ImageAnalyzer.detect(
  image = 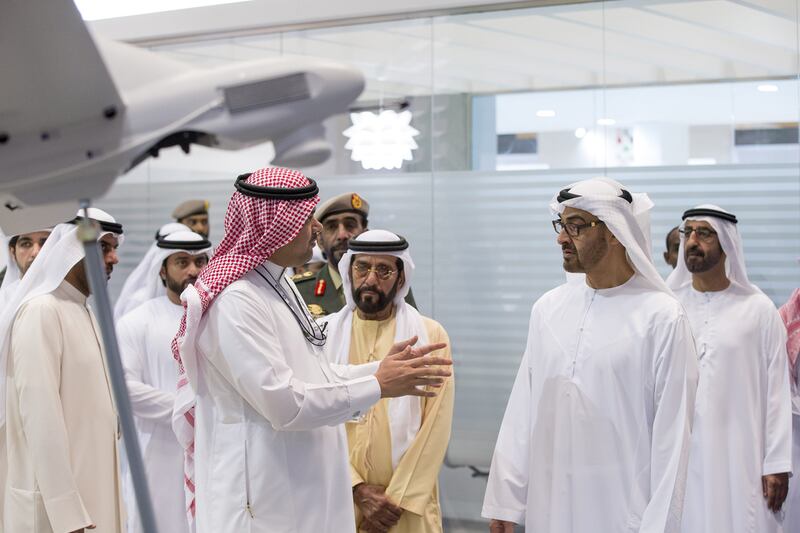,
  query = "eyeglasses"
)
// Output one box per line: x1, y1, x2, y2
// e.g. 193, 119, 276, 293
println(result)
552, 219, 604, 237
679, 227, 717, 243
352, 263, 398, 281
